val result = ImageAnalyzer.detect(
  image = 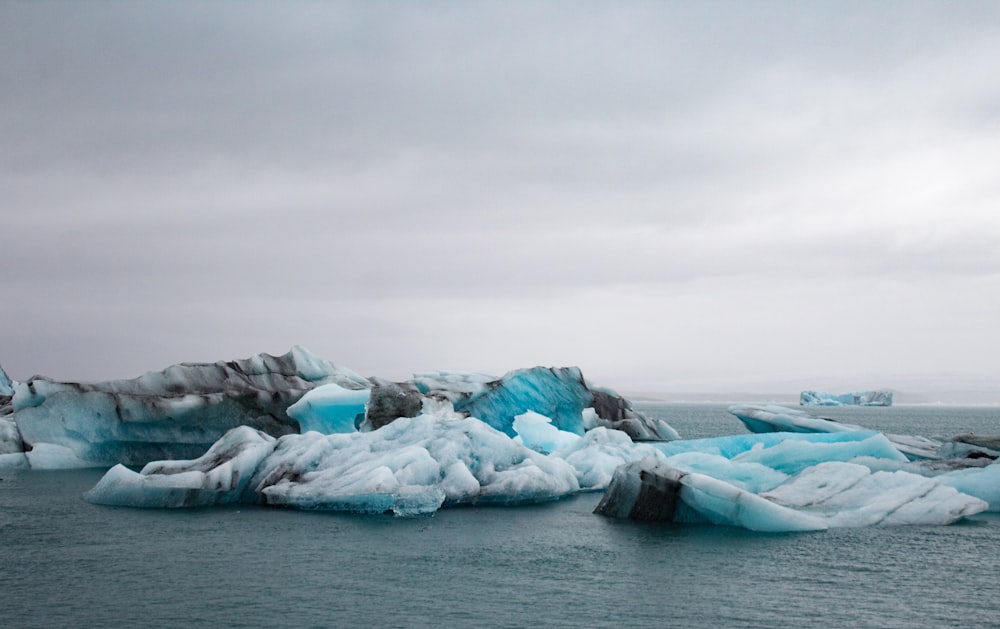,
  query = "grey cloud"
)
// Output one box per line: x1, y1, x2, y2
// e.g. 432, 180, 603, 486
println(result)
3, 1, 1000, 393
